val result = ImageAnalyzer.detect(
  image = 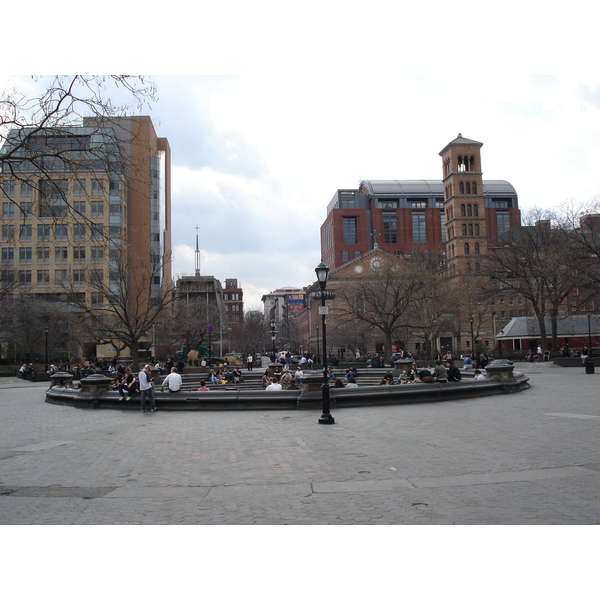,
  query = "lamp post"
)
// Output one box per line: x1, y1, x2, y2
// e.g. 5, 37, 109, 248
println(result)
270, 319, 276, 362
313, 261, 335, 425
315, 324, 320, 361
587, 311, 593, 357
469, 315, 474, 356
44, 326, 49, 373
